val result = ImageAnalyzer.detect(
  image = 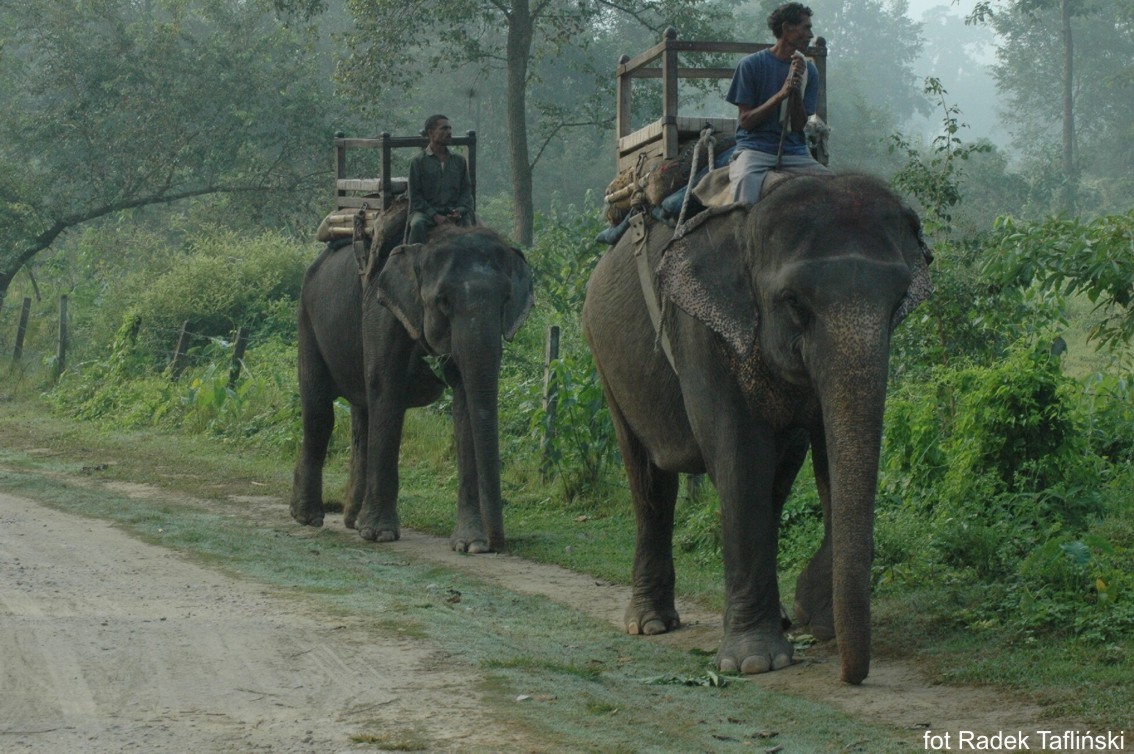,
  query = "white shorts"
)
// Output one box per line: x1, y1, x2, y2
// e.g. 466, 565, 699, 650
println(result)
728, 149, 832, 203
